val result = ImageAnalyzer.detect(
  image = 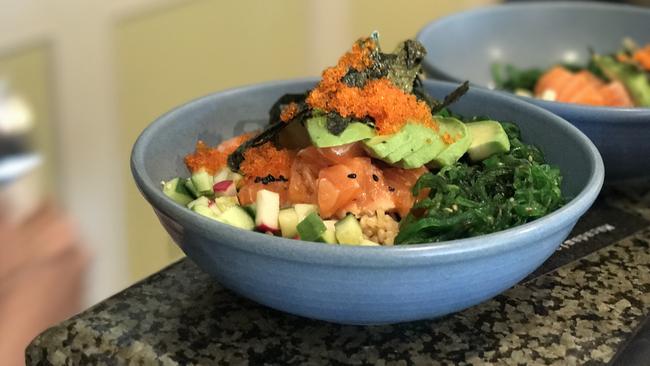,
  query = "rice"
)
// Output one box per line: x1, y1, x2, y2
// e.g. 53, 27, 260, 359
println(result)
359, 210, 399, 245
